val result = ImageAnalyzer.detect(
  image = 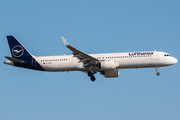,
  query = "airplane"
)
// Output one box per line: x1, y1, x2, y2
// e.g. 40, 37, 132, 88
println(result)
4, 35, 178, 81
